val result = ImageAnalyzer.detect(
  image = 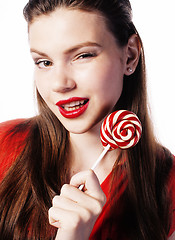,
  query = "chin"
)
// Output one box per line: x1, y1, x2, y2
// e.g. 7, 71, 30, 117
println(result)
67, 126, 92, 134
65, 121, 100, 135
